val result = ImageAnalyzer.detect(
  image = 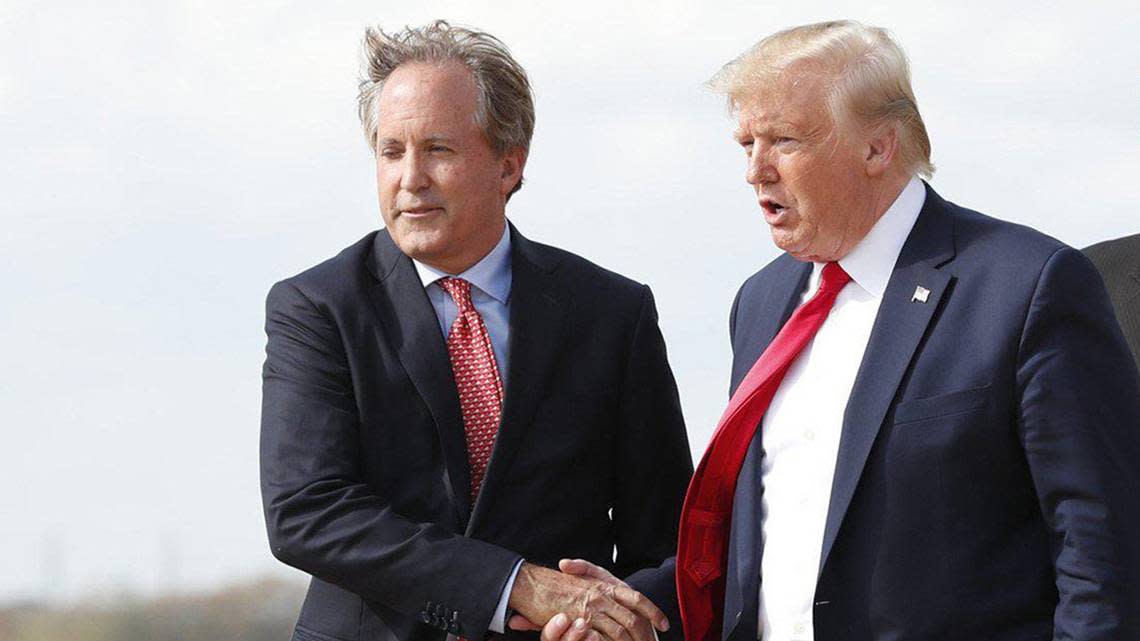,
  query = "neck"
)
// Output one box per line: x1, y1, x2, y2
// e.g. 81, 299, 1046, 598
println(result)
422, 218, 507, 274
869, 171, 913, 220
819, 172, 914, 263
852, 171, 913, 242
